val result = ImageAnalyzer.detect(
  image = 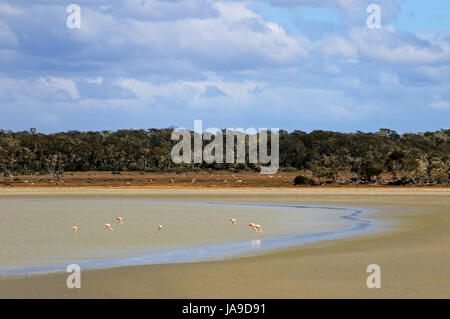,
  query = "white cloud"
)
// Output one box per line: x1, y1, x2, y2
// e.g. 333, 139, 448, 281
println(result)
0, 3, 23, 17
429, 98, 450, 111
322, 36, 357, 58
349, 28, 450, 65
116, 75, 264, 105
266, 0, 400, 23
379, 72, 399, 86
38, 77, 80, 100
0, 21, 18, 47
0, 77, 18, 102
120, 0, 217, 21
68, 1, 307, 68
86, 77, 103, 85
